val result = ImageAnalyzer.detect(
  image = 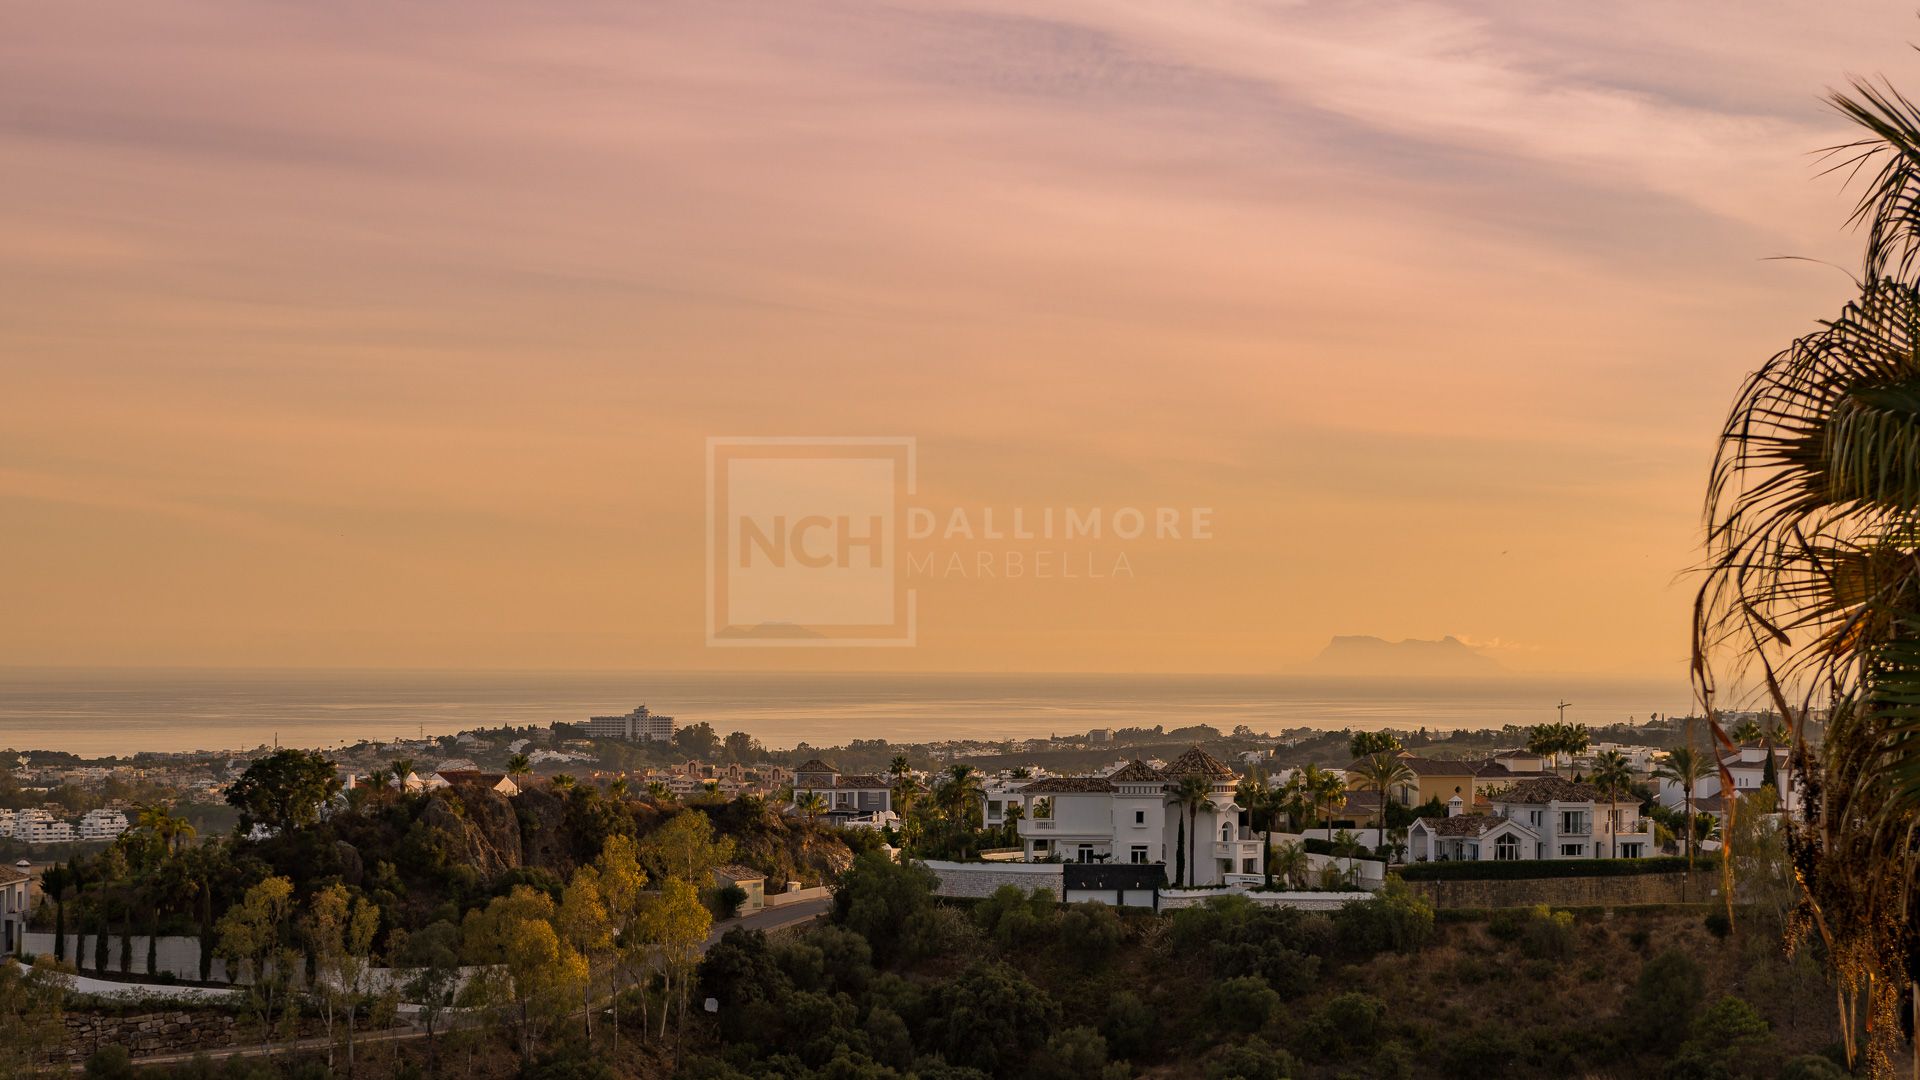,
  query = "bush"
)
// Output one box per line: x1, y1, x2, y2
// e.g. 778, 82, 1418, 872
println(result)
1399, 855, 1689, 880
1317, 991, 1386, 1052
1778, 1055, 1851, 1080
1332, 878, 1434, 955
1703, 909, 1731, 938
1103, 991, 1156, 1061
83, 1046, 134, 1080
1517, 905, 1576, 960
1213, 975, 1282, 1033
1205, 1038, 1297, 1080
1624, 950, 1706, 1053
714, 883, 748, 919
